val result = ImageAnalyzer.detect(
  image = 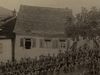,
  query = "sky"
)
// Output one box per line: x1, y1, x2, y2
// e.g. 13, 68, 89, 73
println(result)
0, 0, 100, 14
